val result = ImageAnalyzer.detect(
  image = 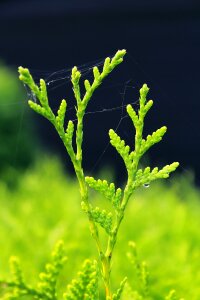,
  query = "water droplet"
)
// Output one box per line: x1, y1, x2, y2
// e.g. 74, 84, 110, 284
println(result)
143, 183, 150, 188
